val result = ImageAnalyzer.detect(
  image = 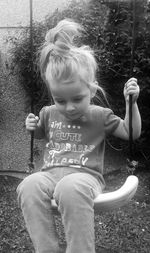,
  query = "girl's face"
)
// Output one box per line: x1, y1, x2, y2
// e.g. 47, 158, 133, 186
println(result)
50, 79, 94, 120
